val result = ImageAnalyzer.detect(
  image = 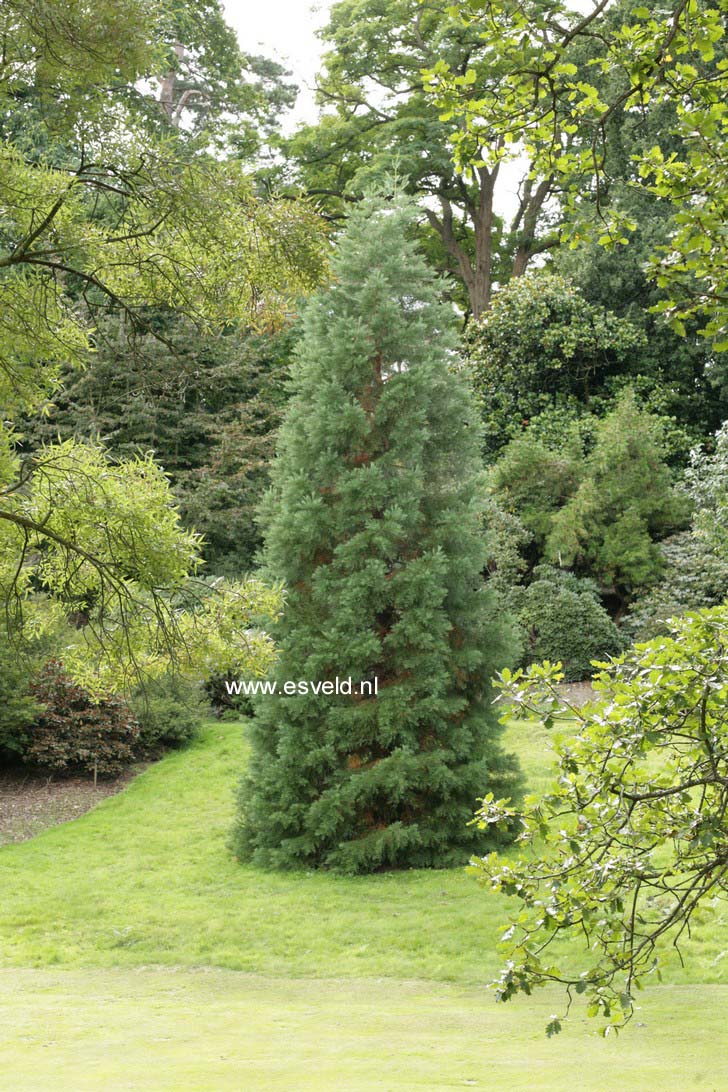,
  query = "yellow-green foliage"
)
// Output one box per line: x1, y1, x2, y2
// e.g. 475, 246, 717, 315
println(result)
426, 0, 728, 348
0, 0, 321, 690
